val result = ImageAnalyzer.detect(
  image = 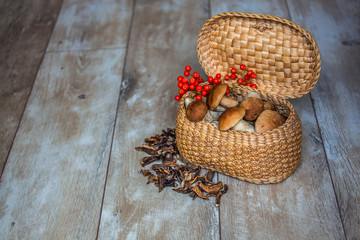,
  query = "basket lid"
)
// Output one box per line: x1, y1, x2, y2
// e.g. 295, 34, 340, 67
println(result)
197, 12, 321, 99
